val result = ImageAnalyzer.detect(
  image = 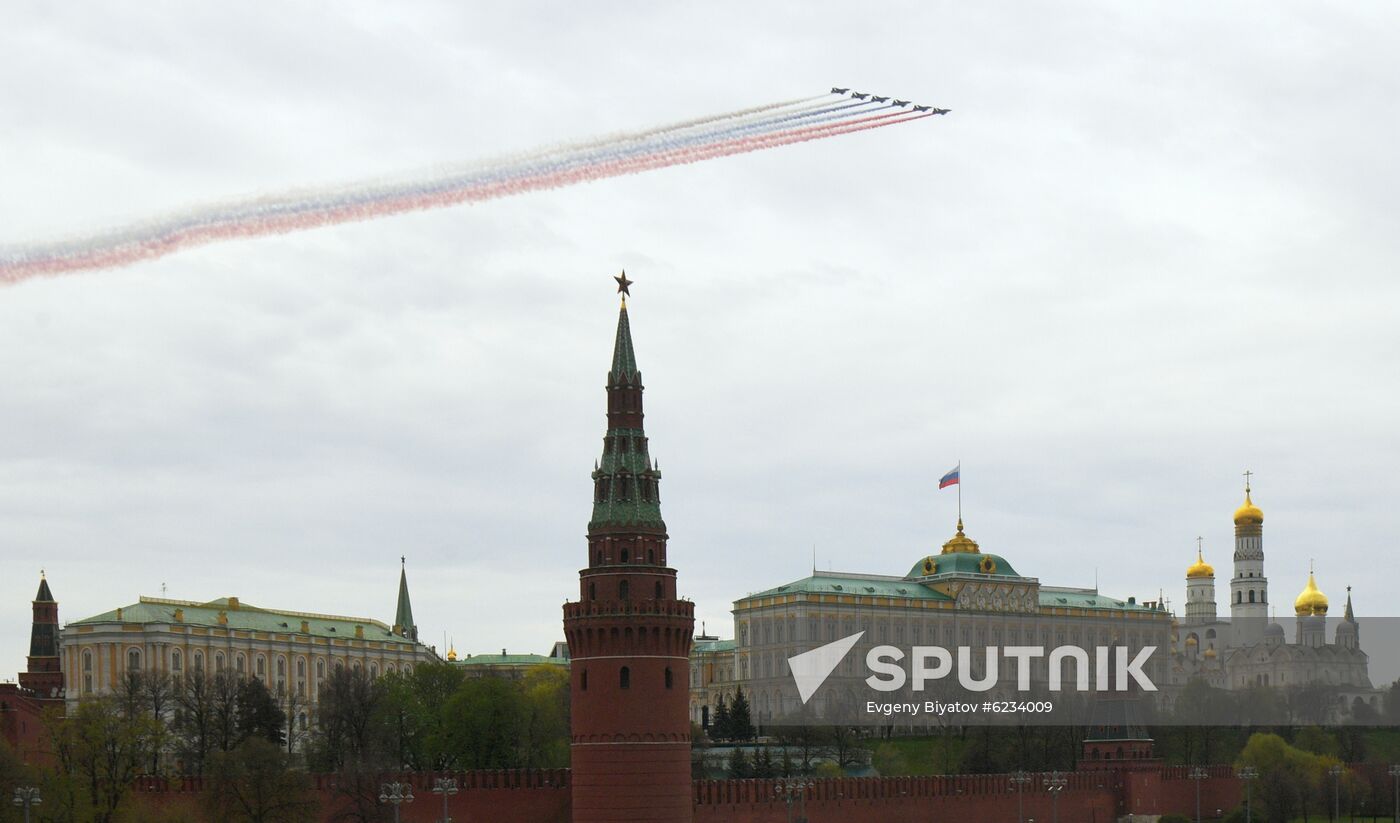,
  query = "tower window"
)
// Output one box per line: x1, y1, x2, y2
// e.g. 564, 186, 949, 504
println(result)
619, 580, 630, 600
665, 667, 674, 689
620, 666, 630, 689
1249, 590, 1255, 603
648, 549, 655, 564
655, 581, 663, 599
621, 548, 629, 563
589, 582, 597, 600
582, 669, 588, 691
